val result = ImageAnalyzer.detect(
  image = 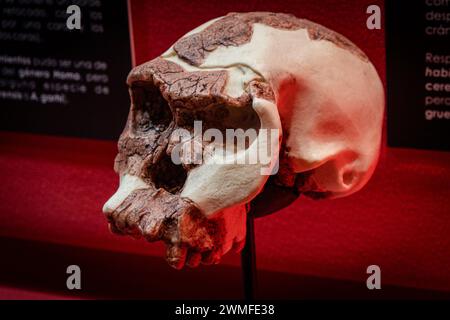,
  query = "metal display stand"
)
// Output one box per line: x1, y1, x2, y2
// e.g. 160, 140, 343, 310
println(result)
241, 211, 257, 300
239, 182, 299, 300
